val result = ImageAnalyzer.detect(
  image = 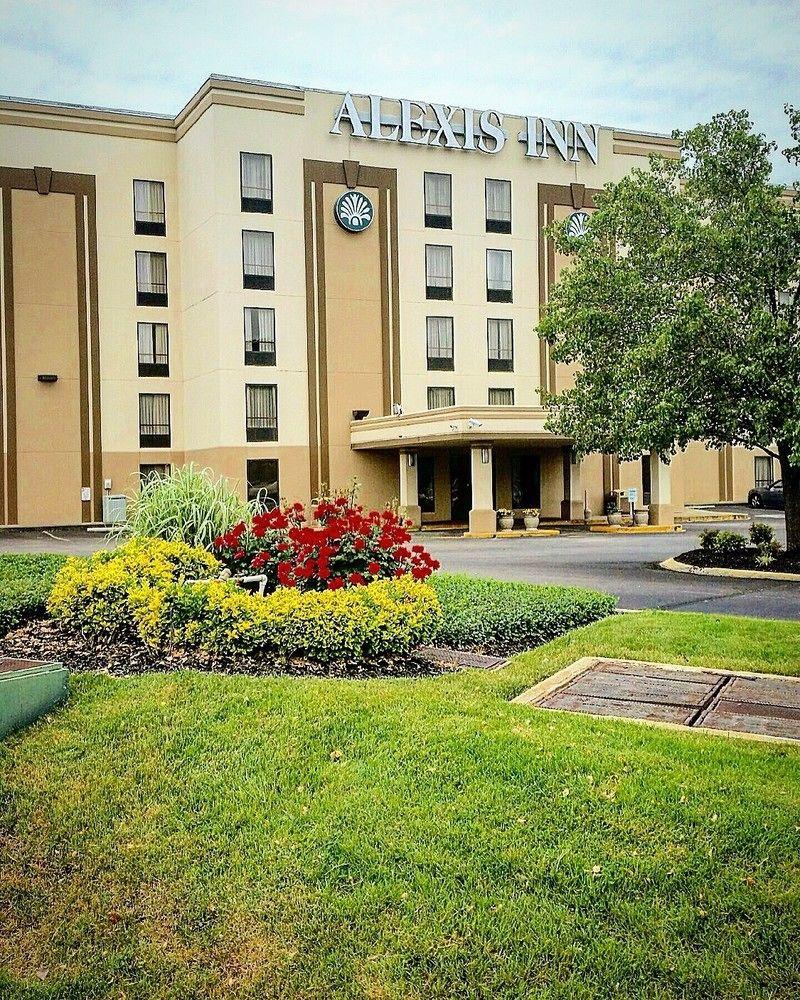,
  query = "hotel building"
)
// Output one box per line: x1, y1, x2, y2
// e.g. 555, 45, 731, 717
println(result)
0, 75, 771, 529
